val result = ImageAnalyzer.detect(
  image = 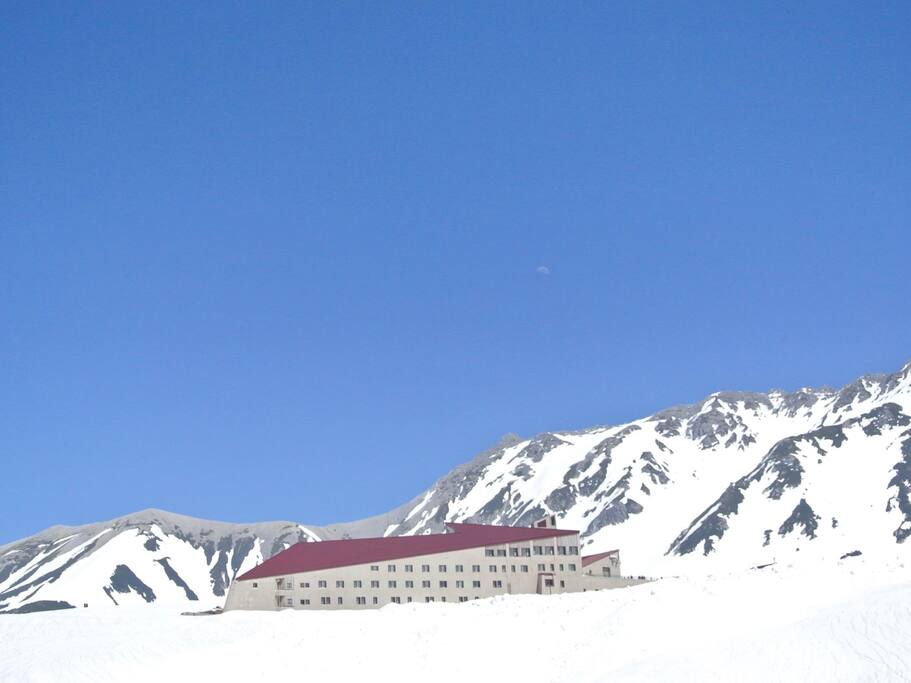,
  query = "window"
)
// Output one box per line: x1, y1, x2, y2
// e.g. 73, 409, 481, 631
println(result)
320, 597, 330, 605
371, 580, 380, 588
353, 580, 362, 588
405, 564, 413, 572
485, 549, 495, 557
502, 565, 507, 573
299, 582, 309, 588
558, 546, 567, 555
405, 580, 414, 588
509, 547, 519, 557
441, 597, 446, 602
456, 580, 464, 588
560, 580, 565, 588
472, 580, 481, 588
318, 580, 327, 588
496, 549, 507, 557
488, 565, 497, 572
471, 564, 481, 572
407, 597, 413, 603
422, 580, 431, 588
421, 564, 430, 572
388, 580, 397, 588
550, 564, 555, 571
521, 565, 529, 573
438, 564, 447, 572
533, 546, 544, 555
544, 578, 554, 587
569, 564, 577, 571
370, 565, 379, 571
336, 580, 345, 588
569, 546, 578, 555
372, 597, 378, 605
492, 580, 503, 588
439, 580, 447, 588
300, 599, 310, 605
559, 564, 564, 571
388, 564, 396, 572
545, 546, 555, 555
392, 597, 401, 604
538, 564, 546, 571
510, 565, 516, 573
356, 597, 366, 605
455, 564, 464, 572
252, 583, 258, 588
521, 547, 531, 557
459, 596, 468, 603
425, 597, 435, 603
337, 597, 343, 605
